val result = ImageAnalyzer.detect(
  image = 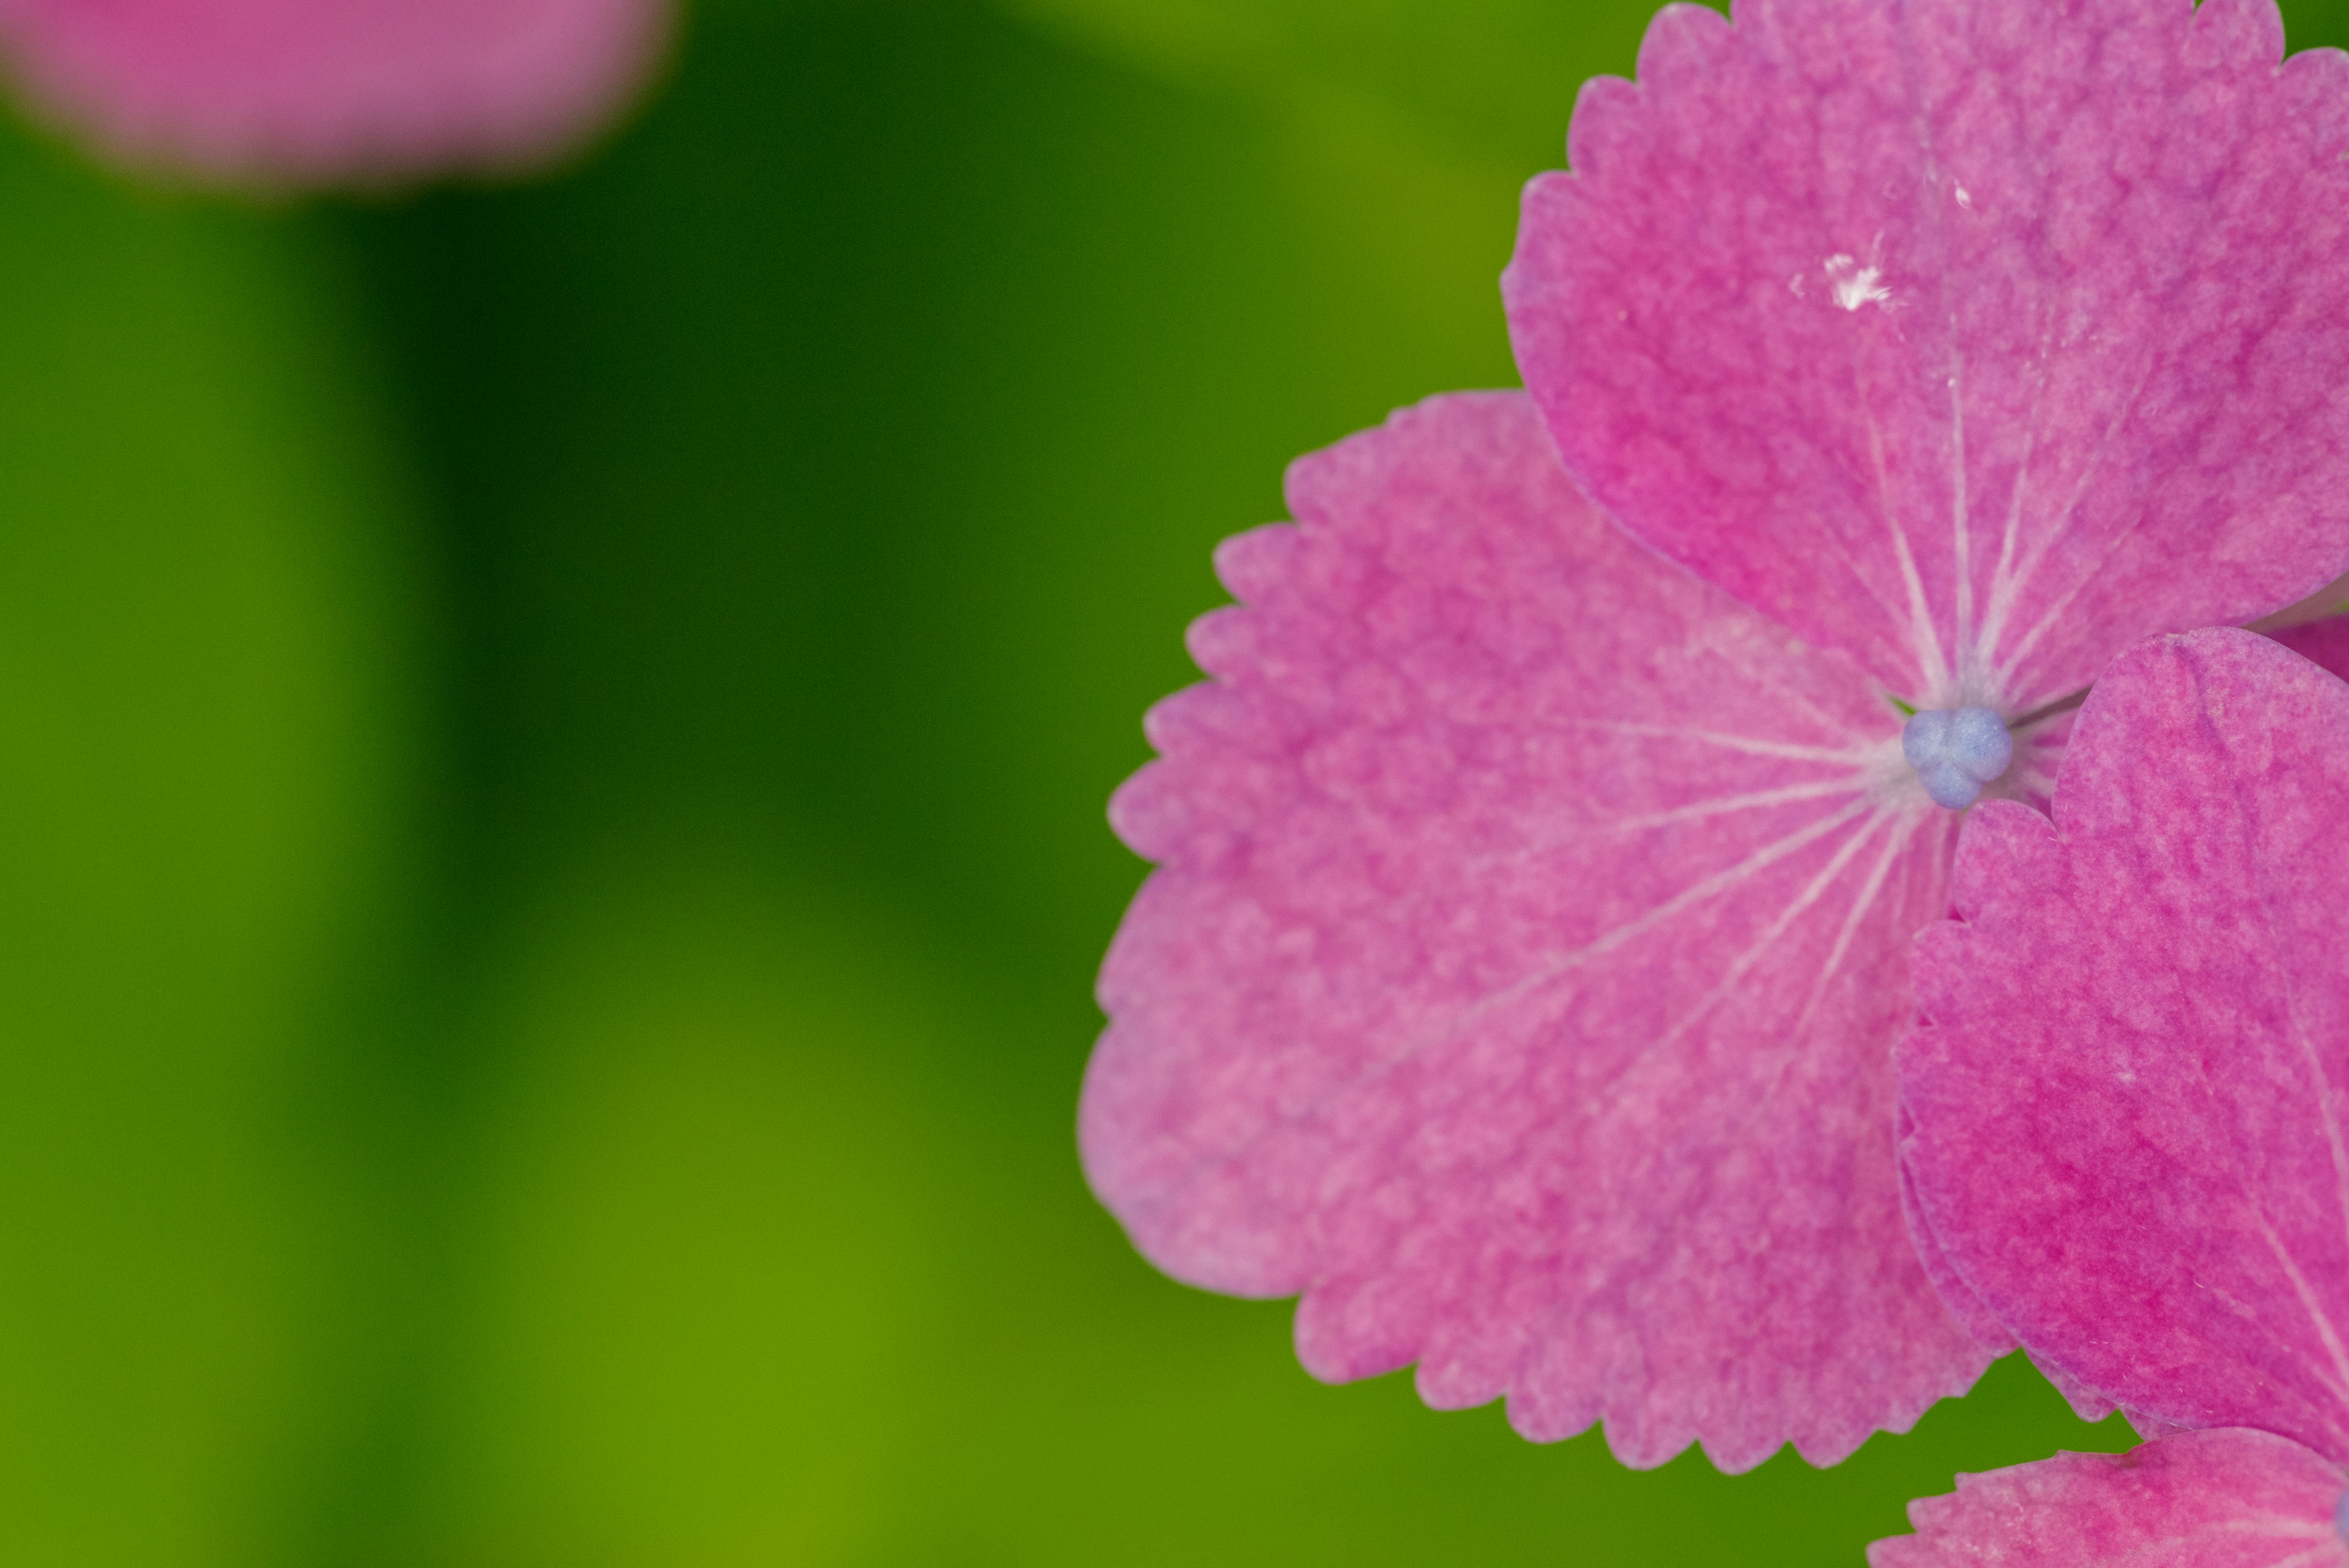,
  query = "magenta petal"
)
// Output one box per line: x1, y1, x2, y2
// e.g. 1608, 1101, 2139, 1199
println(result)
0, 0, 669, 184
1901, 627, 2349, 1460
1085, 392, 1989, 1472
1905, 1137, 2121, 1425
1870, 1429, 2348, 1568
1898, 1117, 2014, 1356
1506, 0, 2349, 707
1904, 1138, 2123, 1427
